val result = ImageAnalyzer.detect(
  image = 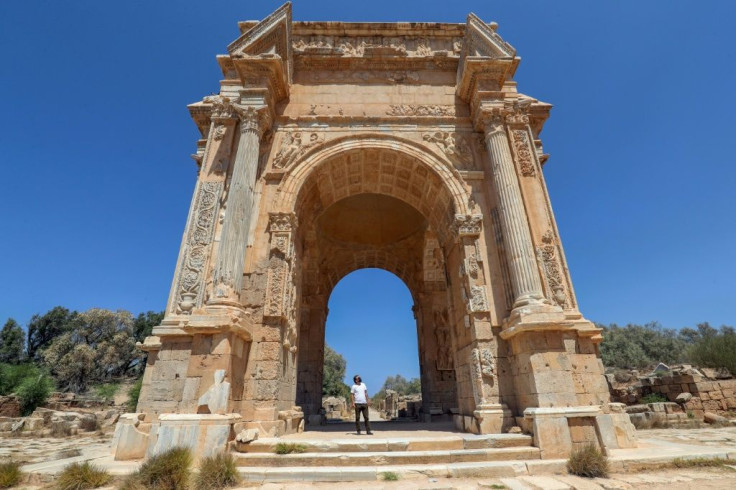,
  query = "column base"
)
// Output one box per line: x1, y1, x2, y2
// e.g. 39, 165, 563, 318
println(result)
472, 403, 514, 434
500, 305, 602, 340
